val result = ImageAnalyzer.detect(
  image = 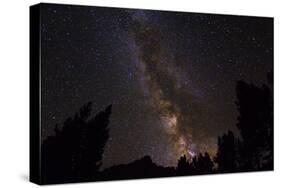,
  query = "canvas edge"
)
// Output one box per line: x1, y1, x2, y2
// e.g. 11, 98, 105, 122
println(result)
30, 3, 42, 185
